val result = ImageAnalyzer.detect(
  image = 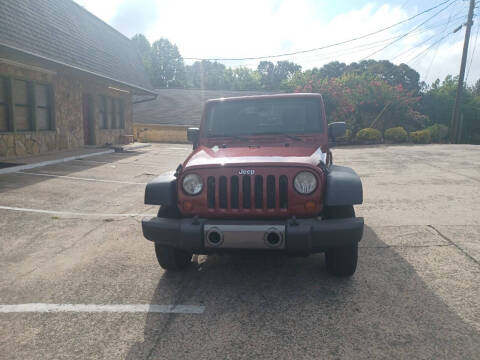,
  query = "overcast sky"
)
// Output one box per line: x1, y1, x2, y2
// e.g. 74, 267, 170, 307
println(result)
75, 0, 479, 85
